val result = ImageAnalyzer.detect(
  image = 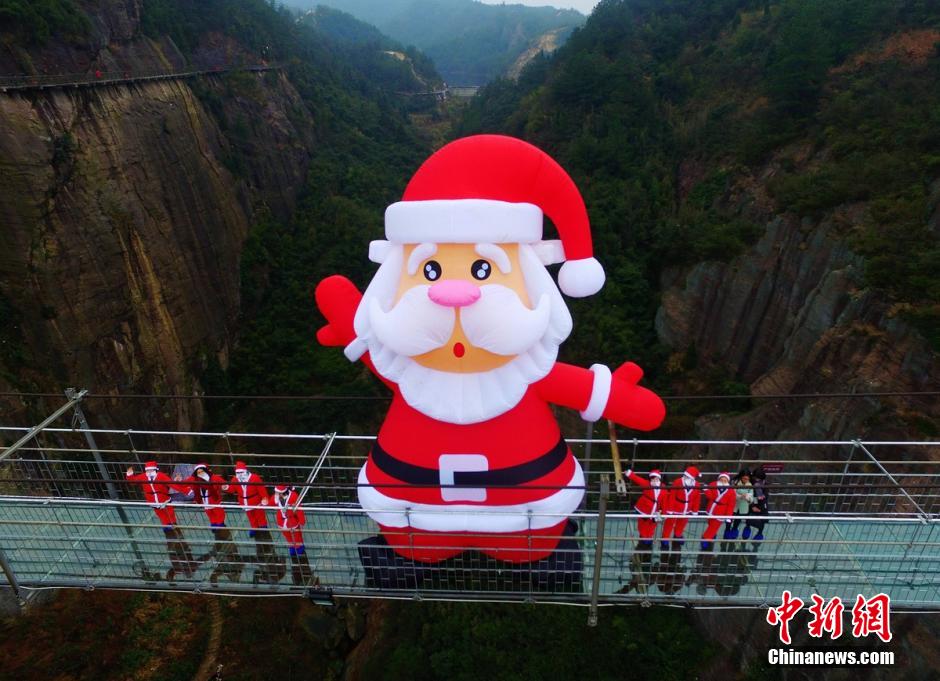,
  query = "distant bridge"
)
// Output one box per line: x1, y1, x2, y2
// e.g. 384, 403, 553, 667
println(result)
400, 85, 481, 99
0, 63, 283, 94
1, 390, 939, 625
